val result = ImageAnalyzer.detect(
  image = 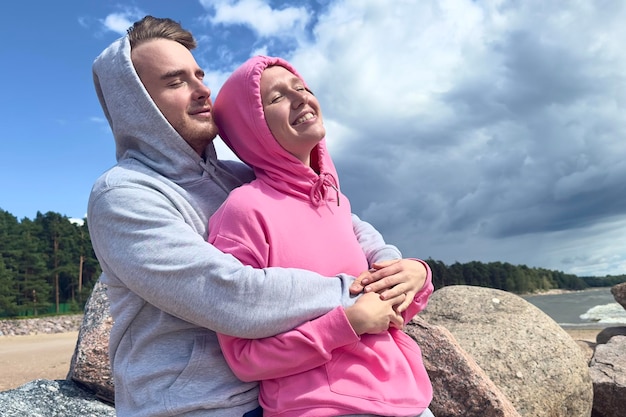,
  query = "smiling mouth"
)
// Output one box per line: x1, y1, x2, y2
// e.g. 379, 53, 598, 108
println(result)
293, 112, 315, 125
